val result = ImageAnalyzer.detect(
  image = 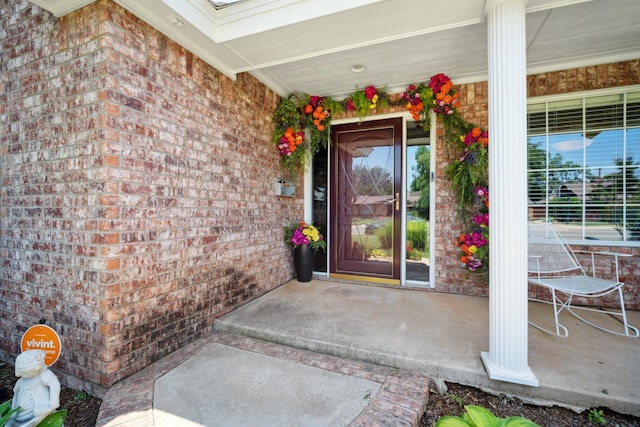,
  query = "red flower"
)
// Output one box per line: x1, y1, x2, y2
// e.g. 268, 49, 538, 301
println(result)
309, 95, 321, 107
345, 99, 355, 111
428, 73, 450, 94
364, 86, 377, 100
